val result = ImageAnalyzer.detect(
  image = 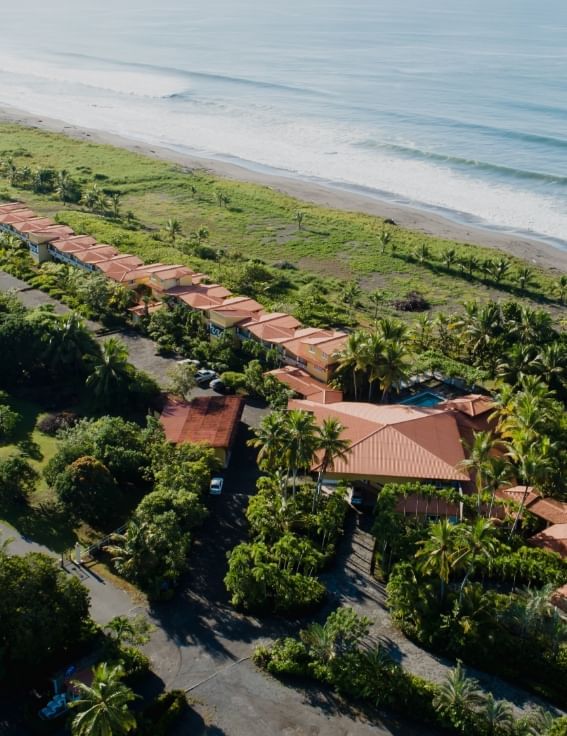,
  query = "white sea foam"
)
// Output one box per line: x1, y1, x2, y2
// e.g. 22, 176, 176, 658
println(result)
0, 46, 566, 248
